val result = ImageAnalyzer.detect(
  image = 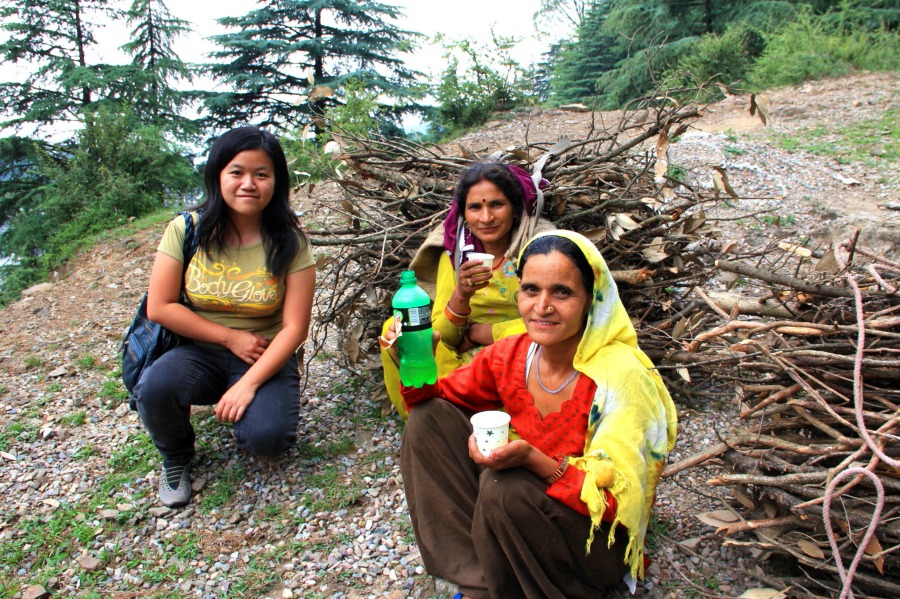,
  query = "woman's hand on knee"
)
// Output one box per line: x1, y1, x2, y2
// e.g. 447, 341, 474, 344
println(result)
224, 330, 269, 365
215, 380, 258, 423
